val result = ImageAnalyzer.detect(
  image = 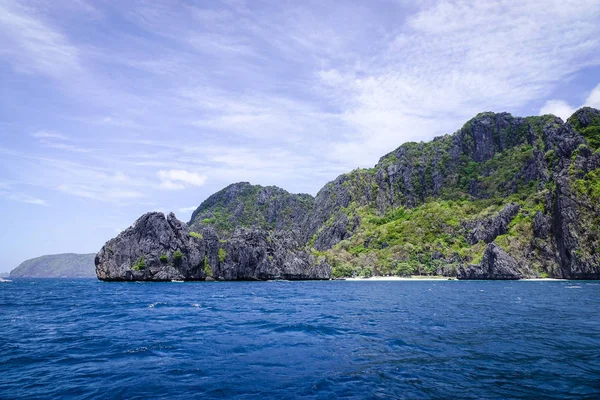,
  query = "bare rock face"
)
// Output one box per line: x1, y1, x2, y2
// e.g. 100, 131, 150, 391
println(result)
532, 211, 551, 239
463, 203, 521, 245
457, 243, 523, 280
216, 229, 331, 280
96, 212, 206, 281
96, 213, 331, 281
